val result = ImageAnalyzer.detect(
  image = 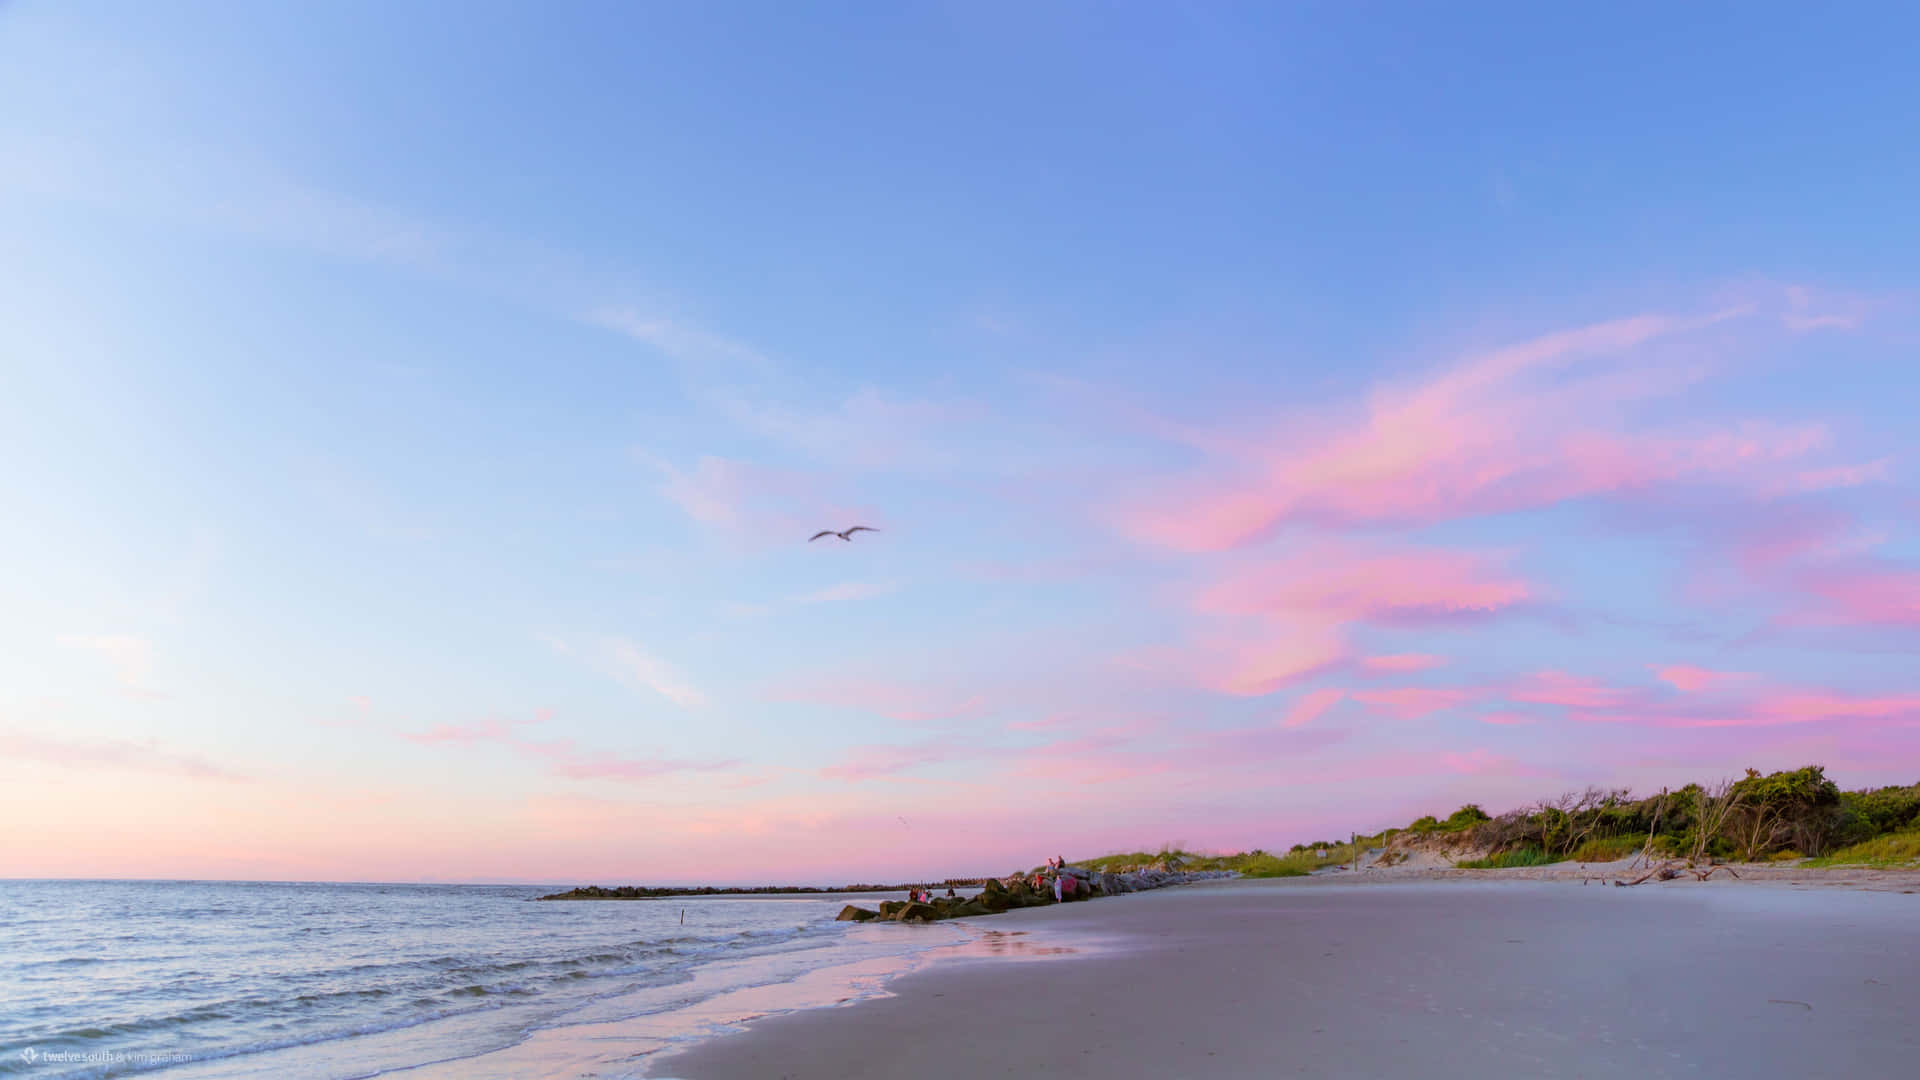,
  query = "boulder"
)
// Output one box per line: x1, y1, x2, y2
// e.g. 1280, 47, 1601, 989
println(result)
877, 900, 908, 918
836, 905, 879, 922
891, 901, 940, 924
